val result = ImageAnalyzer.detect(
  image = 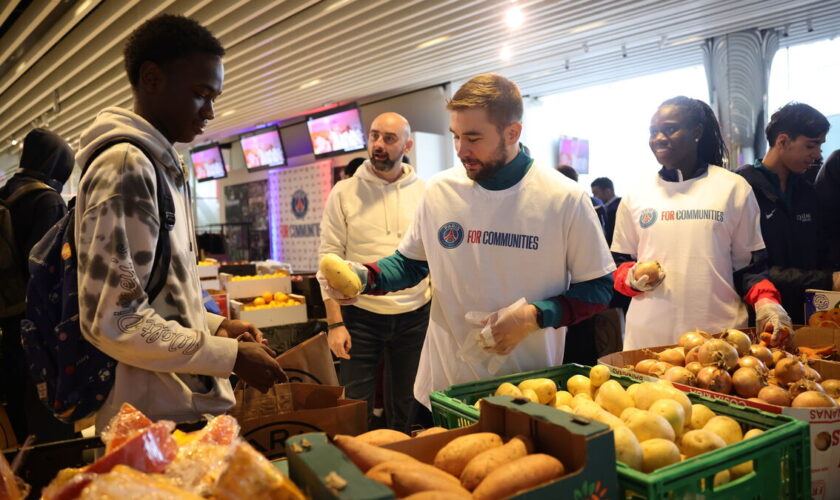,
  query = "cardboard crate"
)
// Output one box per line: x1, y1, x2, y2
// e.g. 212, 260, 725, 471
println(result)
231, 294, 307, 328
196, 263, 219, 279
805, 289, 840, 328
287, 396, 620, 500
221, 272, 292, 299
